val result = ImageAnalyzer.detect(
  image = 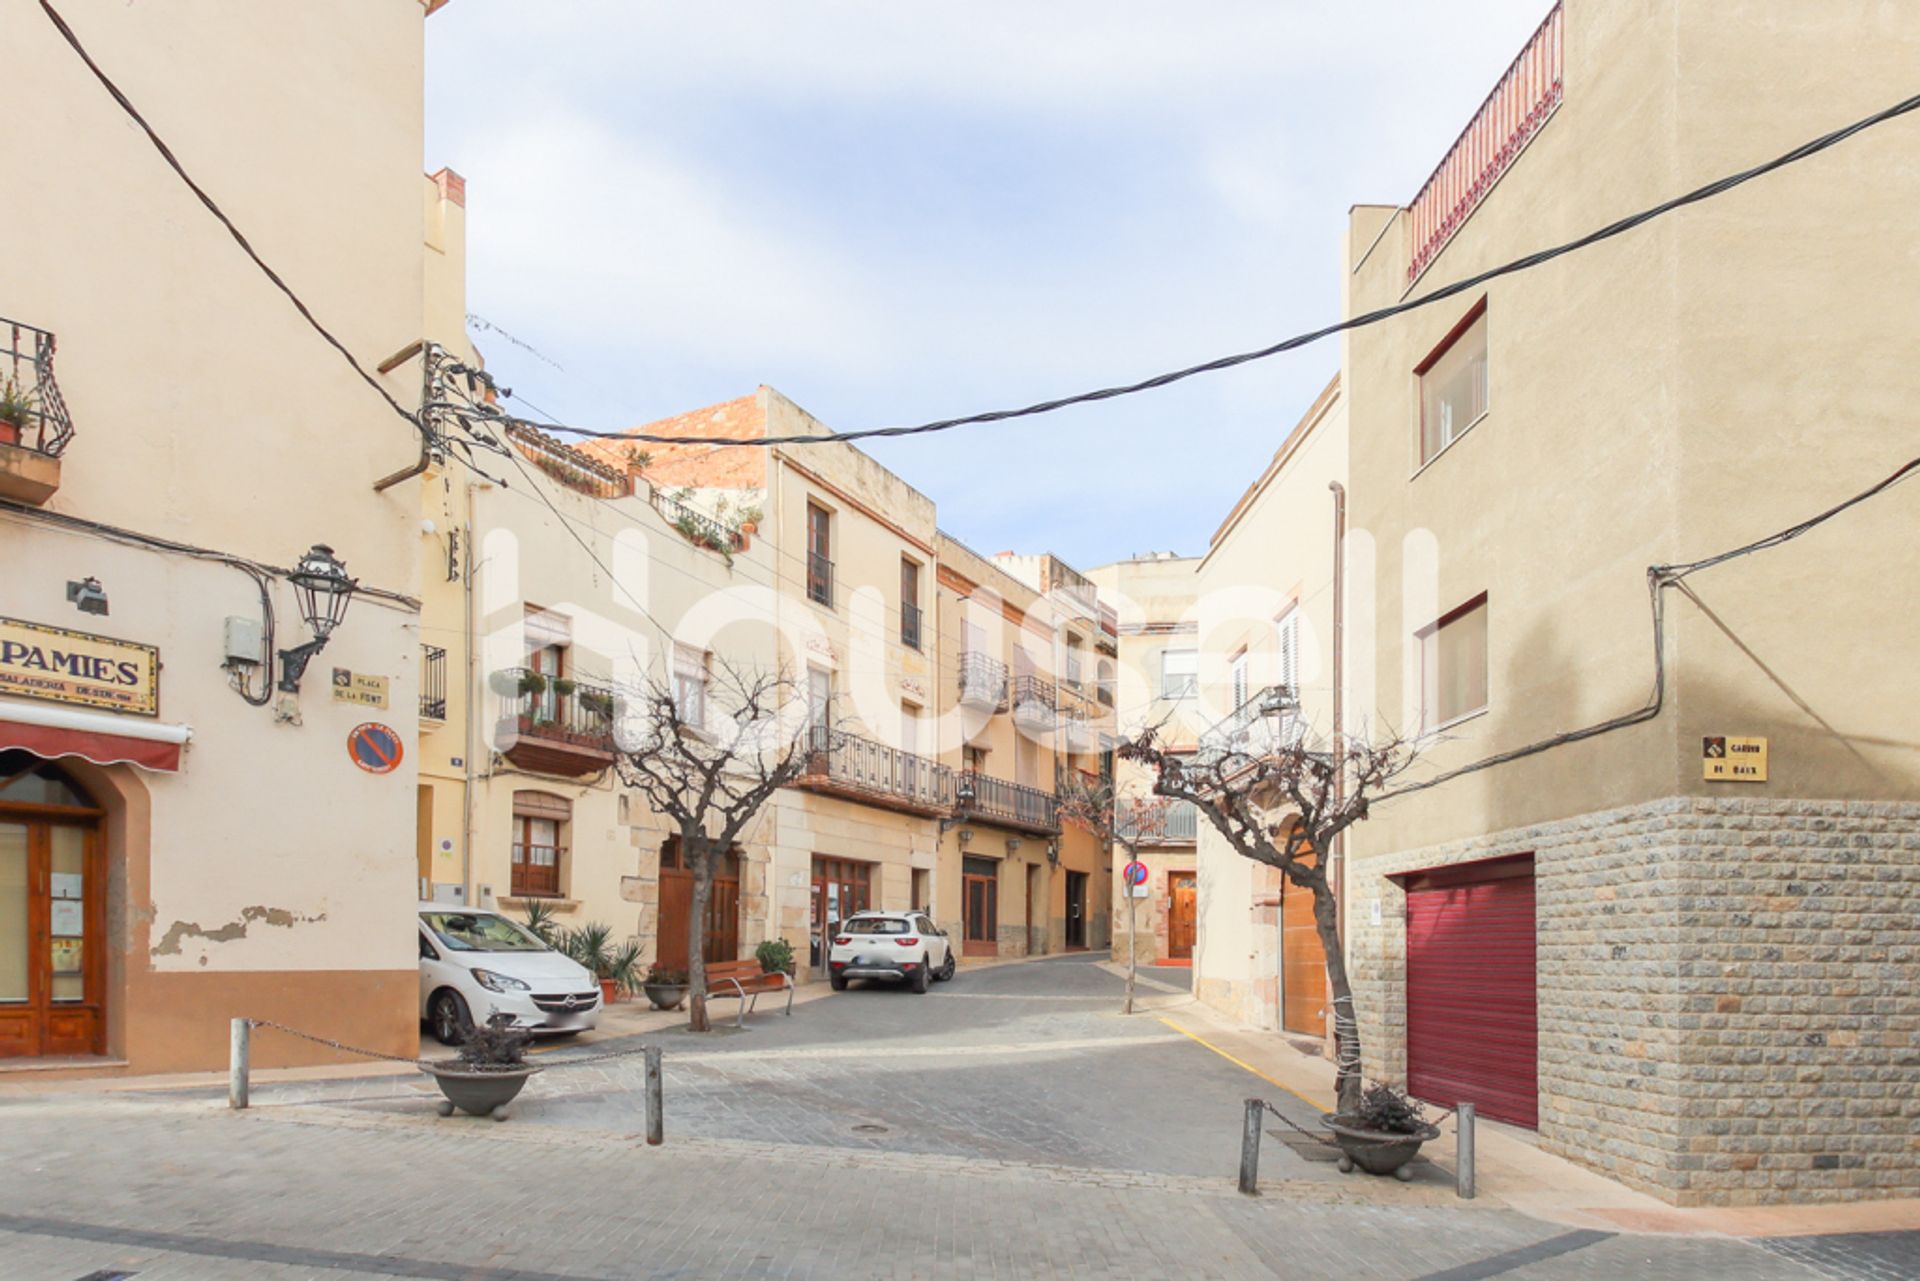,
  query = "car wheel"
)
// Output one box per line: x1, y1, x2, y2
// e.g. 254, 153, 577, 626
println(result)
829, 970, 848, 992
910, 957, 930, 994
936, 950, 956, 982
430, 989, 473, 1046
